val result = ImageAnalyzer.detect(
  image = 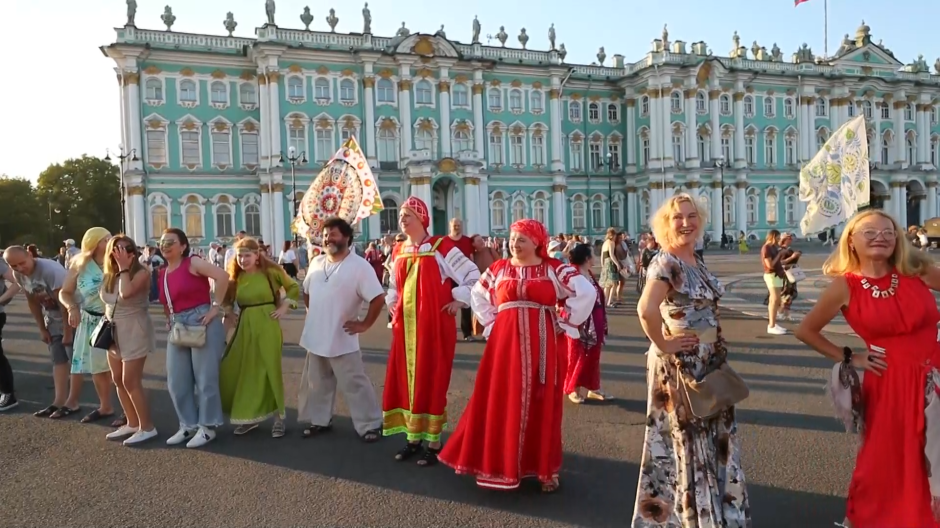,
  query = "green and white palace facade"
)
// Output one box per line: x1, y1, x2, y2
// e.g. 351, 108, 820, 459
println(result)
102, 10, 940, 249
